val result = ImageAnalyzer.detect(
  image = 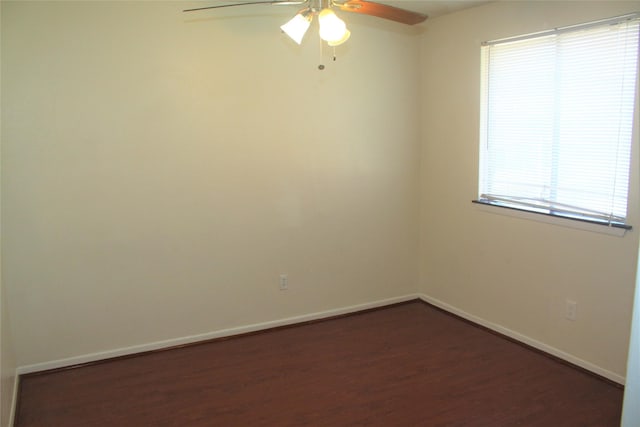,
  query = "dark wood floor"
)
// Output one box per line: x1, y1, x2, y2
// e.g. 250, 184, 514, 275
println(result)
16, 301, 623, 426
